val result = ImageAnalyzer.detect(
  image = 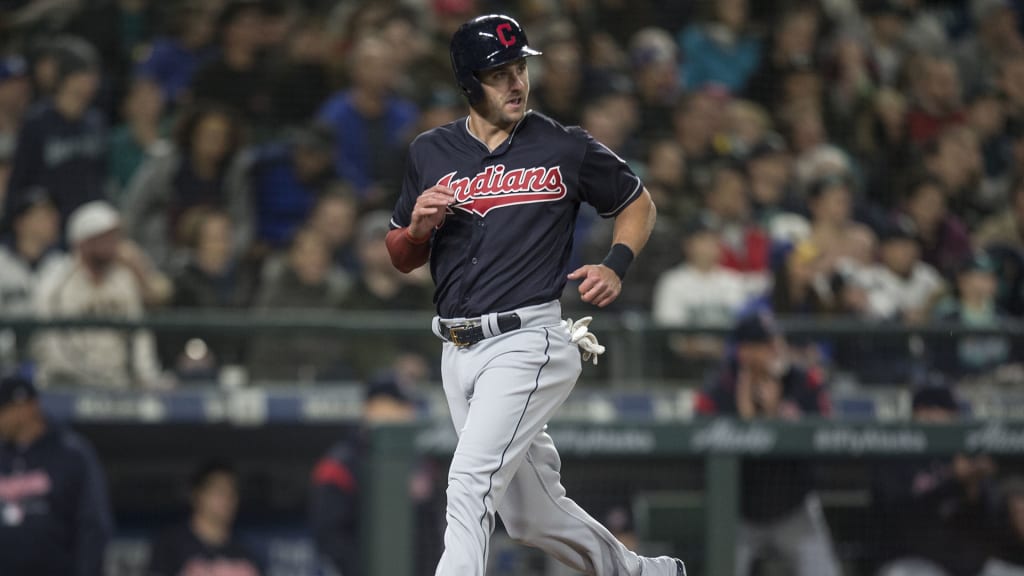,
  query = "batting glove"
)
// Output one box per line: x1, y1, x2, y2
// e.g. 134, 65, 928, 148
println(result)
562, 316, 606, 365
